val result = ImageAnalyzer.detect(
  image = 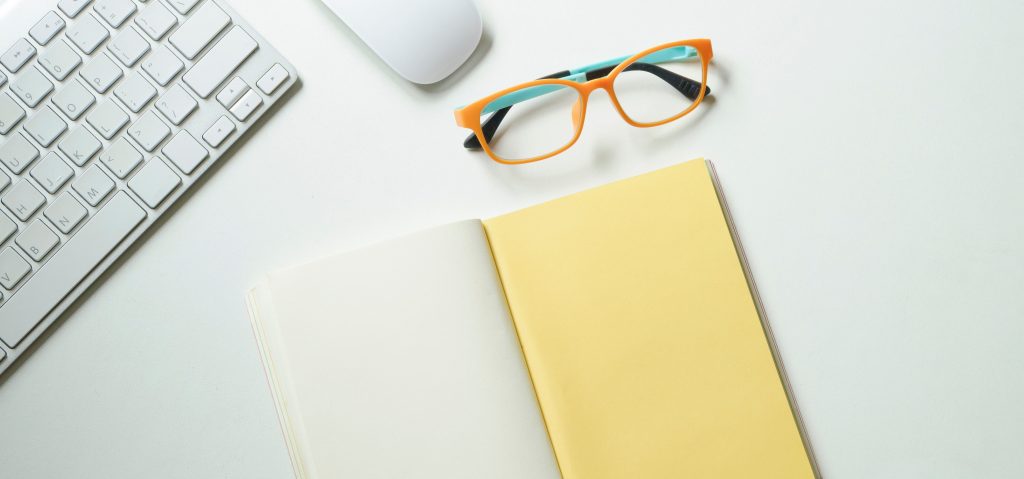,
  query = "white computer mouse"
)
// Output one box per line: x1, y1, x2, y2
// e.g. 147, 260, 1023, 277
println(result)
319, 0, 483, 84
